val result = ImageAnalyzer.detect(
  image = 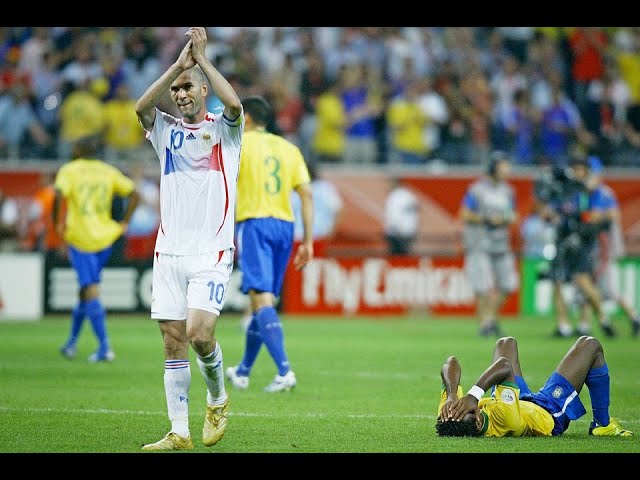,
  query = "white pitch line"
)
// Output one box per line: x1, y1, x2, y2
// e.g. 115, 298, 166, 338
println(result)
1, 406, 637, 425
0, 405, 435, 420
